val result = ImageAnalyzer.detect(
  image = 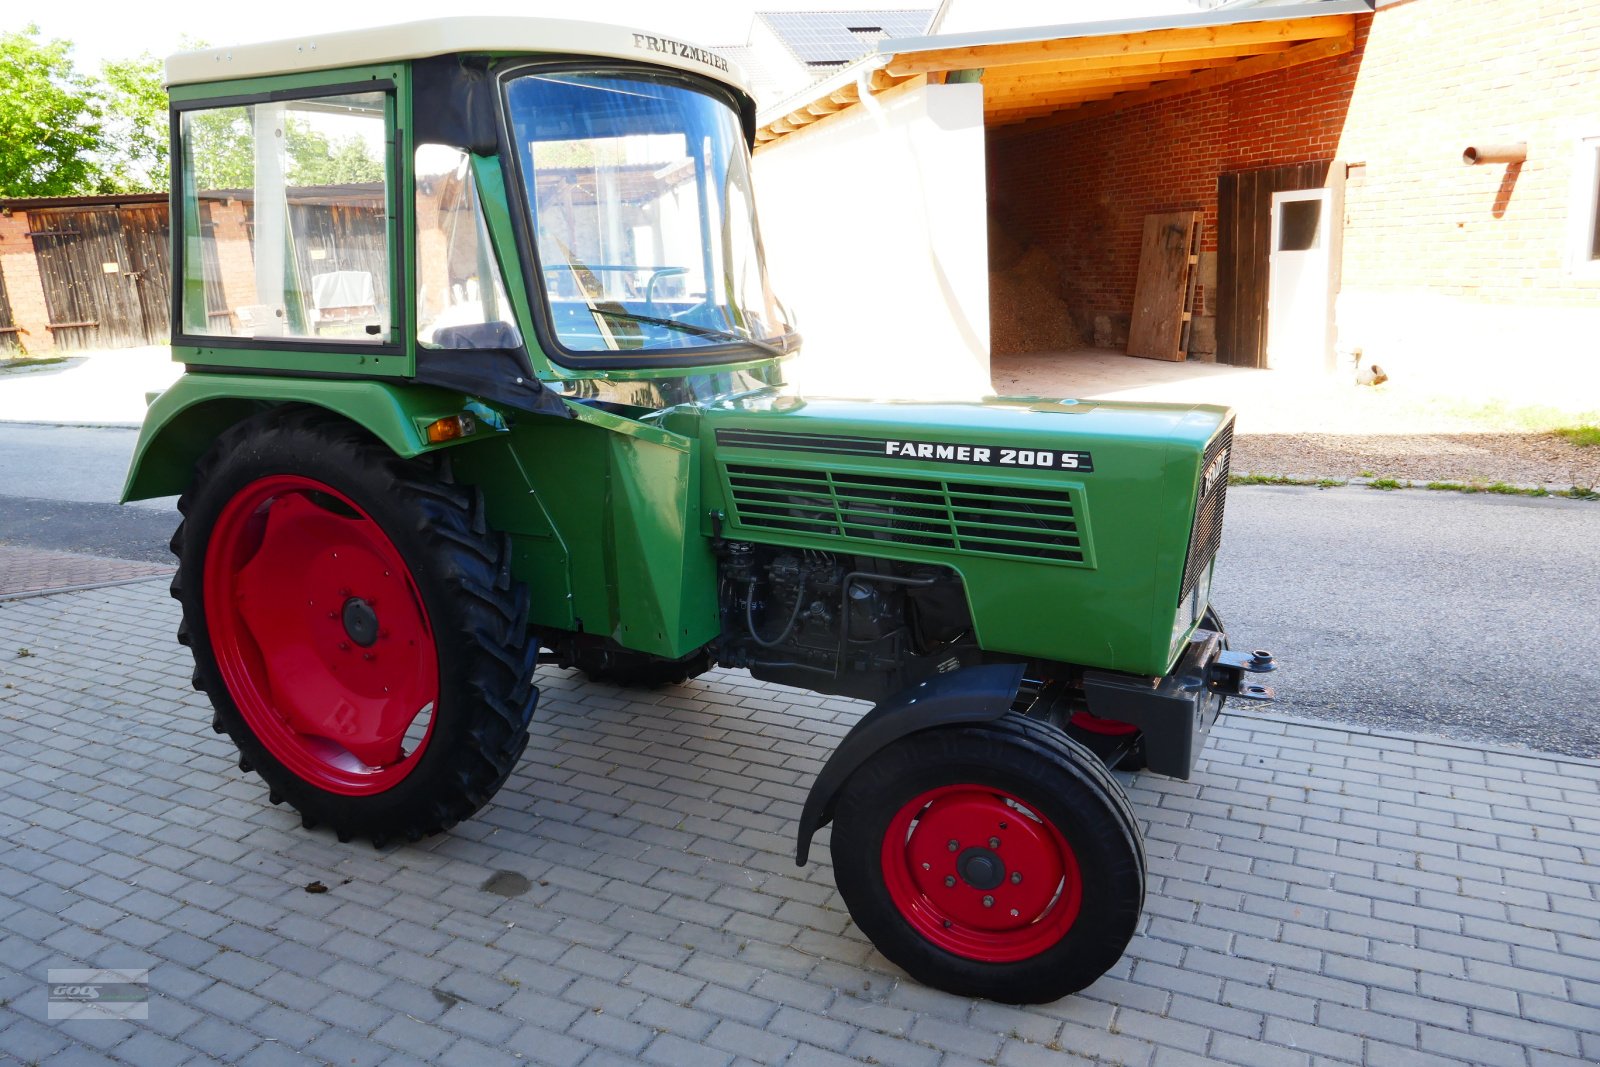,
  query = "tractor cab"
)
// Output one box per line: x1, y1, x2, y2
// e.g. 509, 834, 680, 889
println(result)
163, 18, 789, 416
